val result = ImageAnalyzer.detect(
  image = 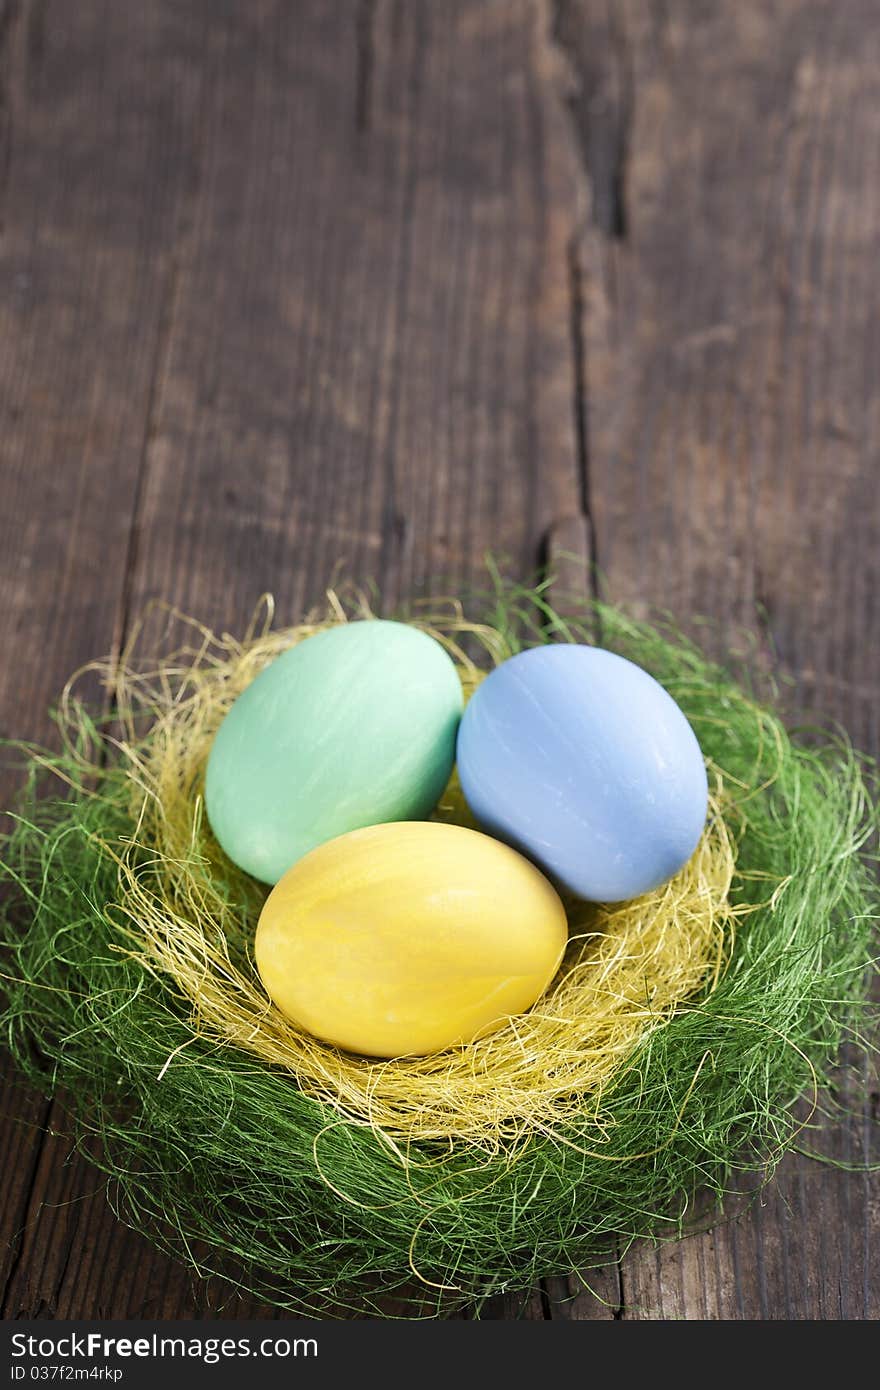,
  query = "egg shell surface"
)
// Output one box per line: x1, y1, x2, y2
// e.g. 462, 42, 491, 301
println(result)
205, 620, 463, 884
254, 821, 568, 1058
456, 644, 709, 902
